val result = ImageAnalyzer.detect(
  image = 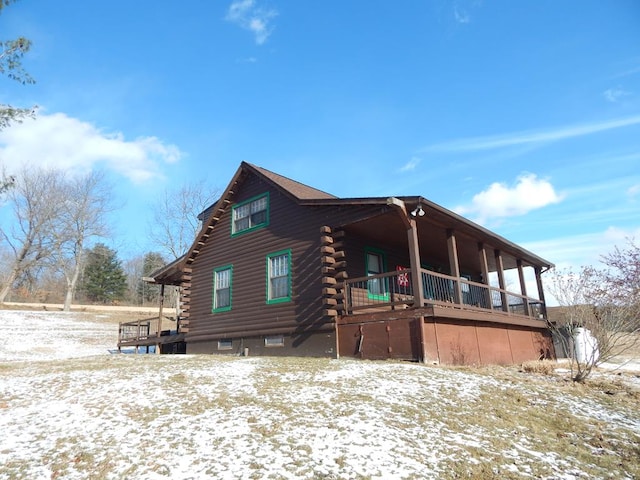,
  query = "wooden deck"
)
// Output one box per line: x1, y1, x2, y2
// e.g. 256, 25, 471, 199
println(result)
117, 316, 185, 349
